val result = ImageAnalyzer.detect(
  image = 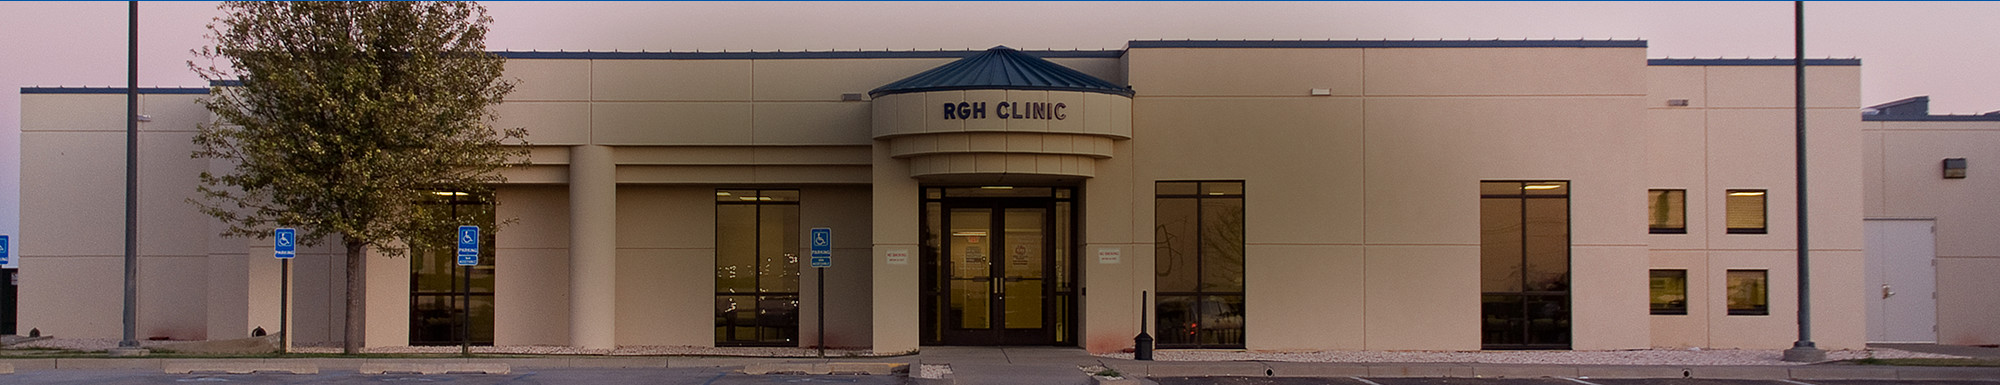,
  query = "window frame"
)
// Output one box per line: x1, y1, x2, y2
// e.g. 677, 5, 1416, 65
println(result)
1648, 189, 1687, 234
1724, 189, 1768, 235
408, 191, 498, 346
1649, 269, 1688, 315
714, 189, 803, 346
1153, 180, 1247, 349
1725, 269, 1770, 316
1479, 180, 1573, 350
